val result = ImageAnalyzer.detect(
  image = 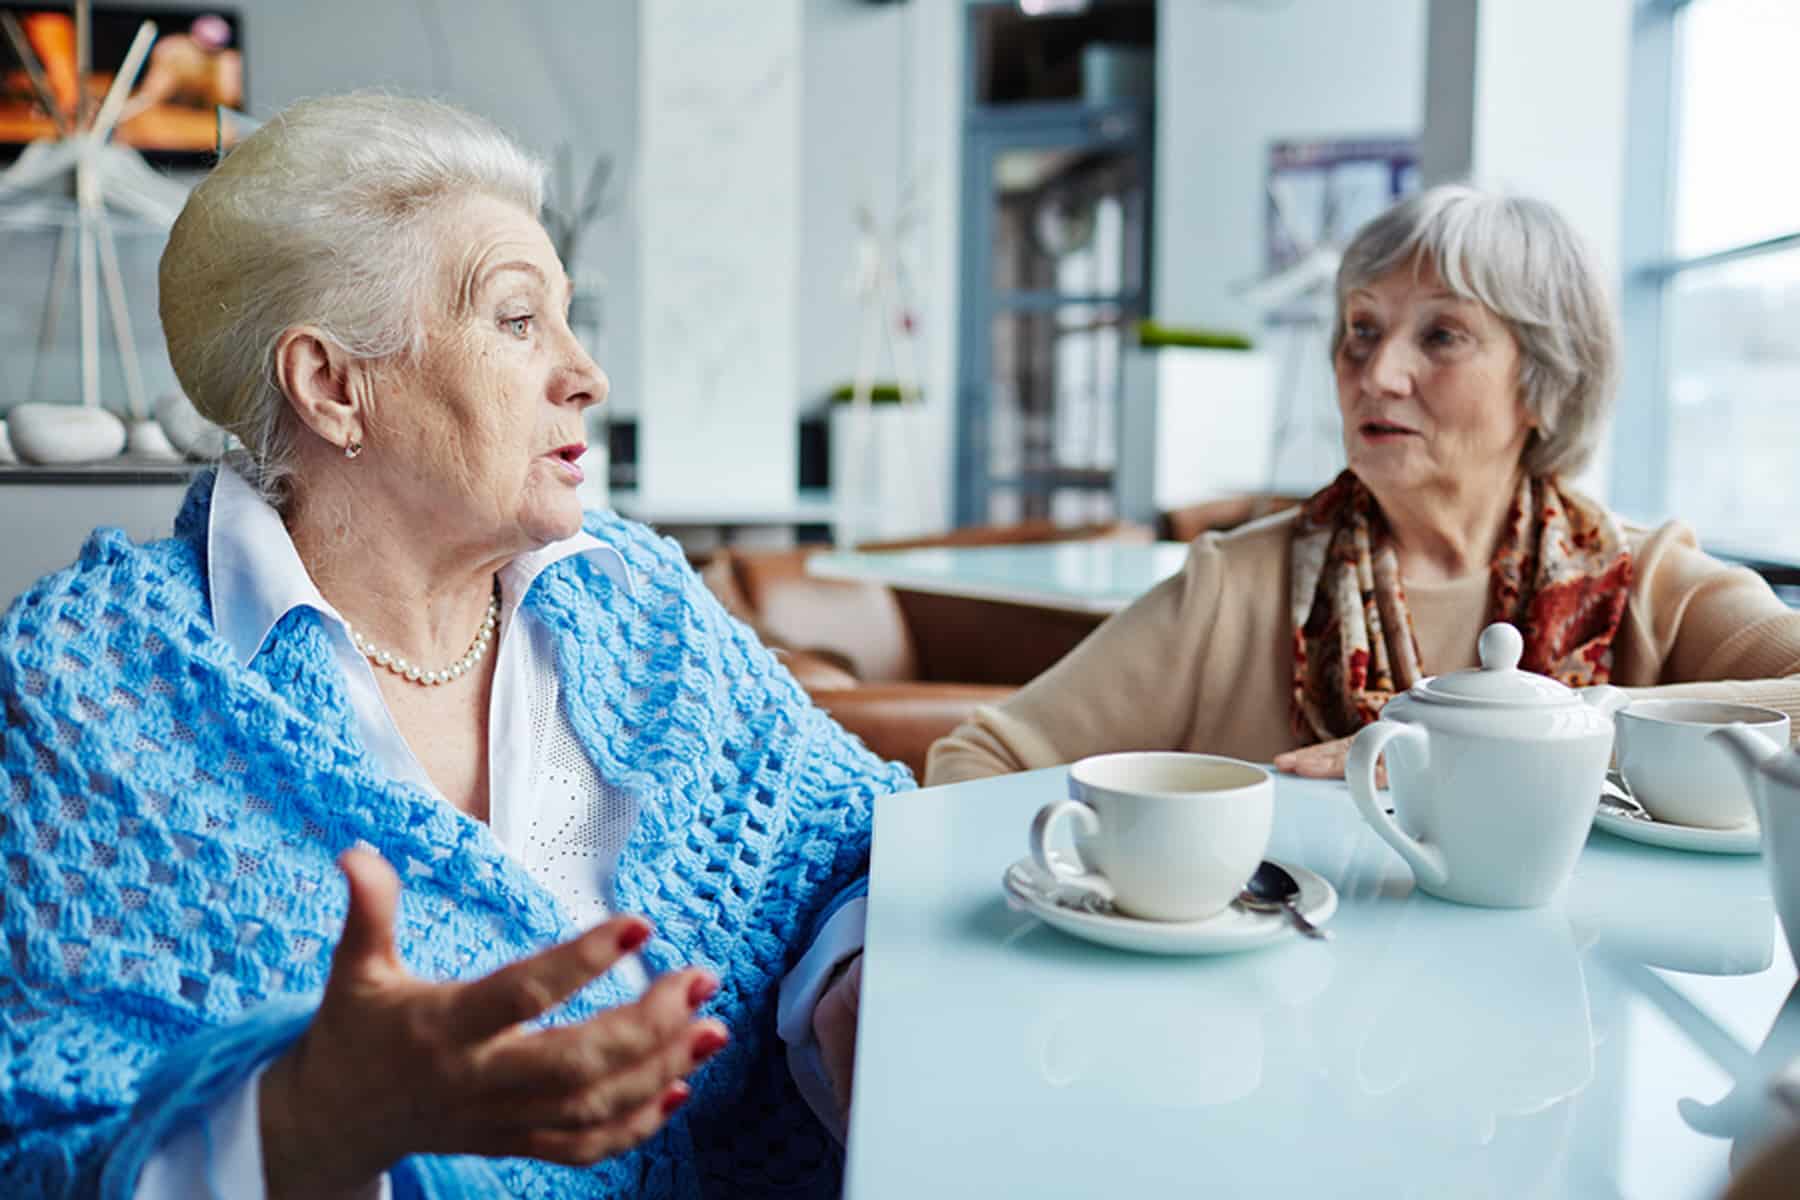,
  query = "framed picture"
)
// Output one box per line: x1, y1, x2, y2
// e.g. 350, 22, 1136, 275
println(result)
1264, 136, 1417, 324
0, 4, 244, 164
